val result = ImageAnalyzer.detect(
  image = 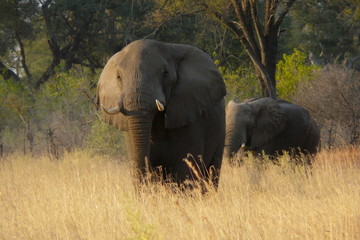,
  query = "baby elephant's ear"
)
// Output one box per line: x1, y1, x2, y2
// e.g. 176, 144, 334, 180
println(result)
96, 54, 128, 131
165, 44, 226, 129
